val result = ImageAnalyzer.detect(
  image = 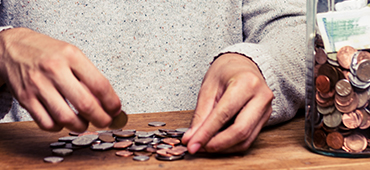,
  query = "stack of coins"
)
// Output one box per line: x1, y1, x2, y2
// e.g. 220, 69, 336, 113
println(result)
44, 122, 189, 163
311, 35, 370, 153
